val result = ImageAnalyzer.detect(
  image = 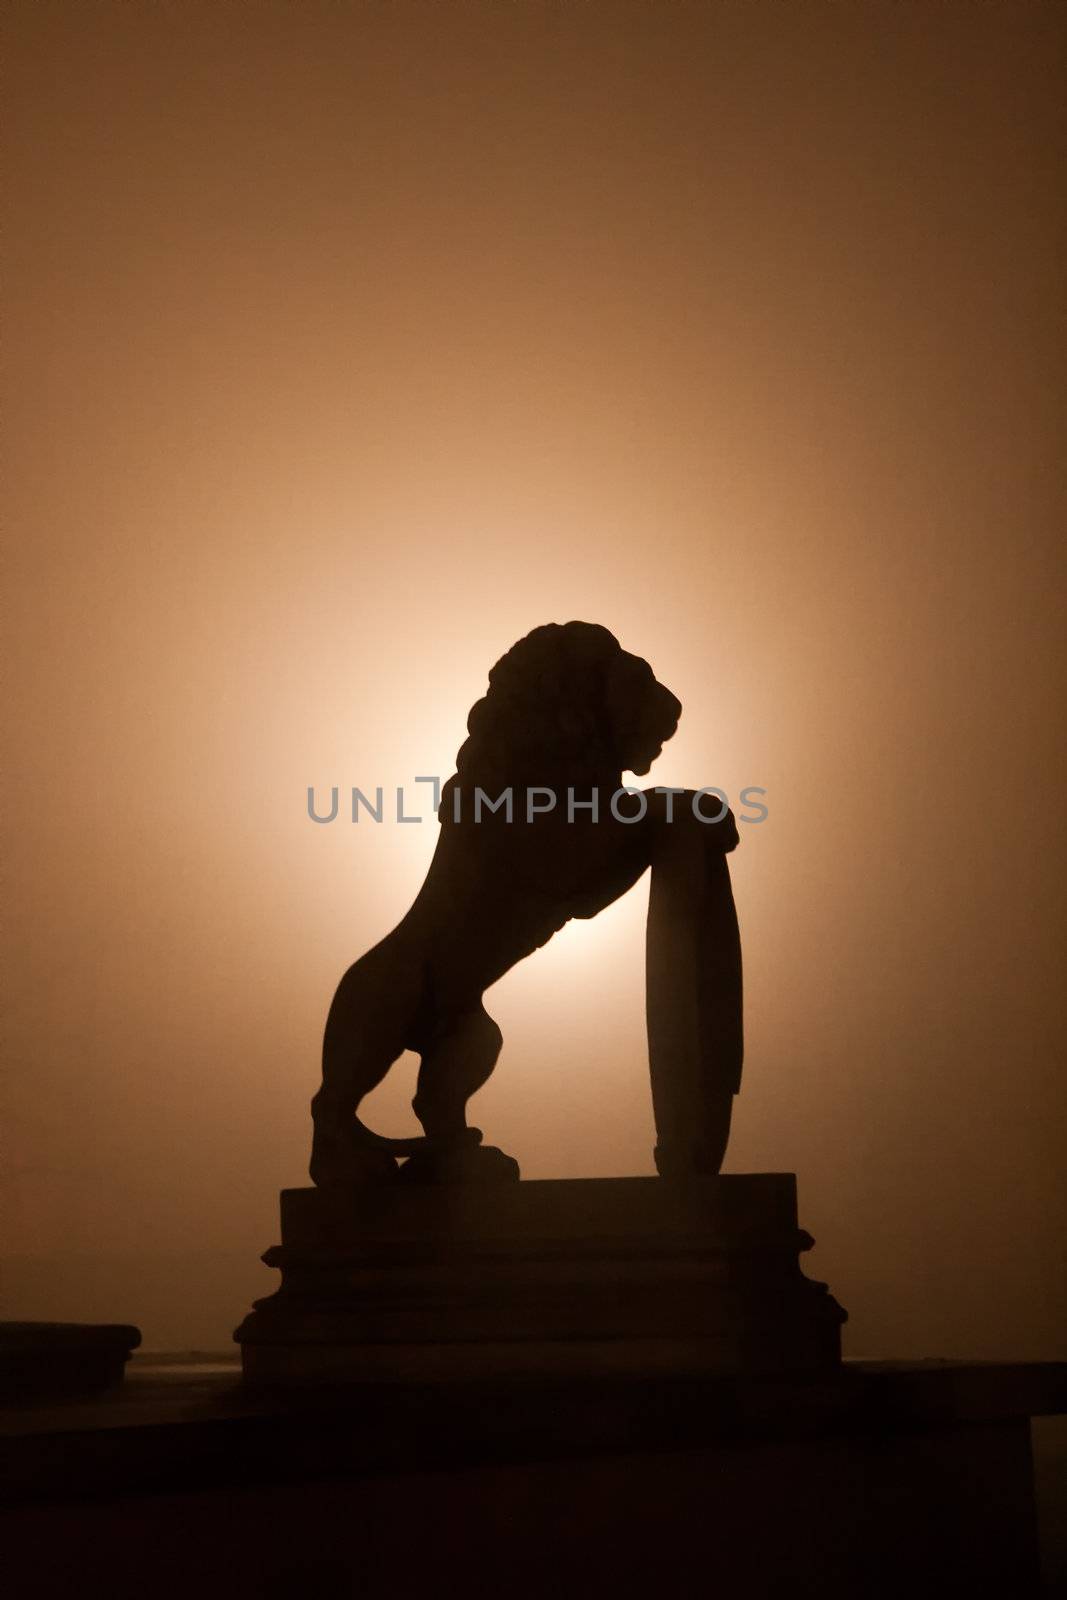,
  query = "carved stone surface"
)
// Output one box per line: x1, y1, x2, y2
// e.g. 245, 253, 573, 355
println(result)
310, 621, 744, 1187
235, 1175, 846, 1382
